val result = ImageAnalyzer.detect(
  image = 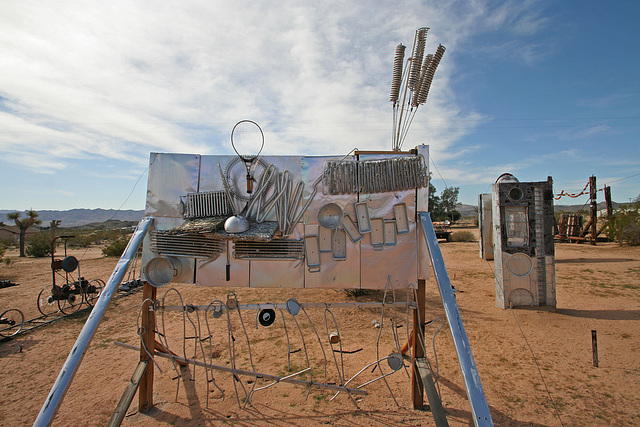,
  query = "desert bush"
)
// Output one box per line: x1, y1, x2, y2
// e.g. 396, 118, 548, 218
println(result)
0, 242, 7, 264
0, 236, 14, 248
606, 206, 640, 246
450, 230, 476, 242
68, 233, 97, 248
102, 237, 129, 257
26, 231, 54, 257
